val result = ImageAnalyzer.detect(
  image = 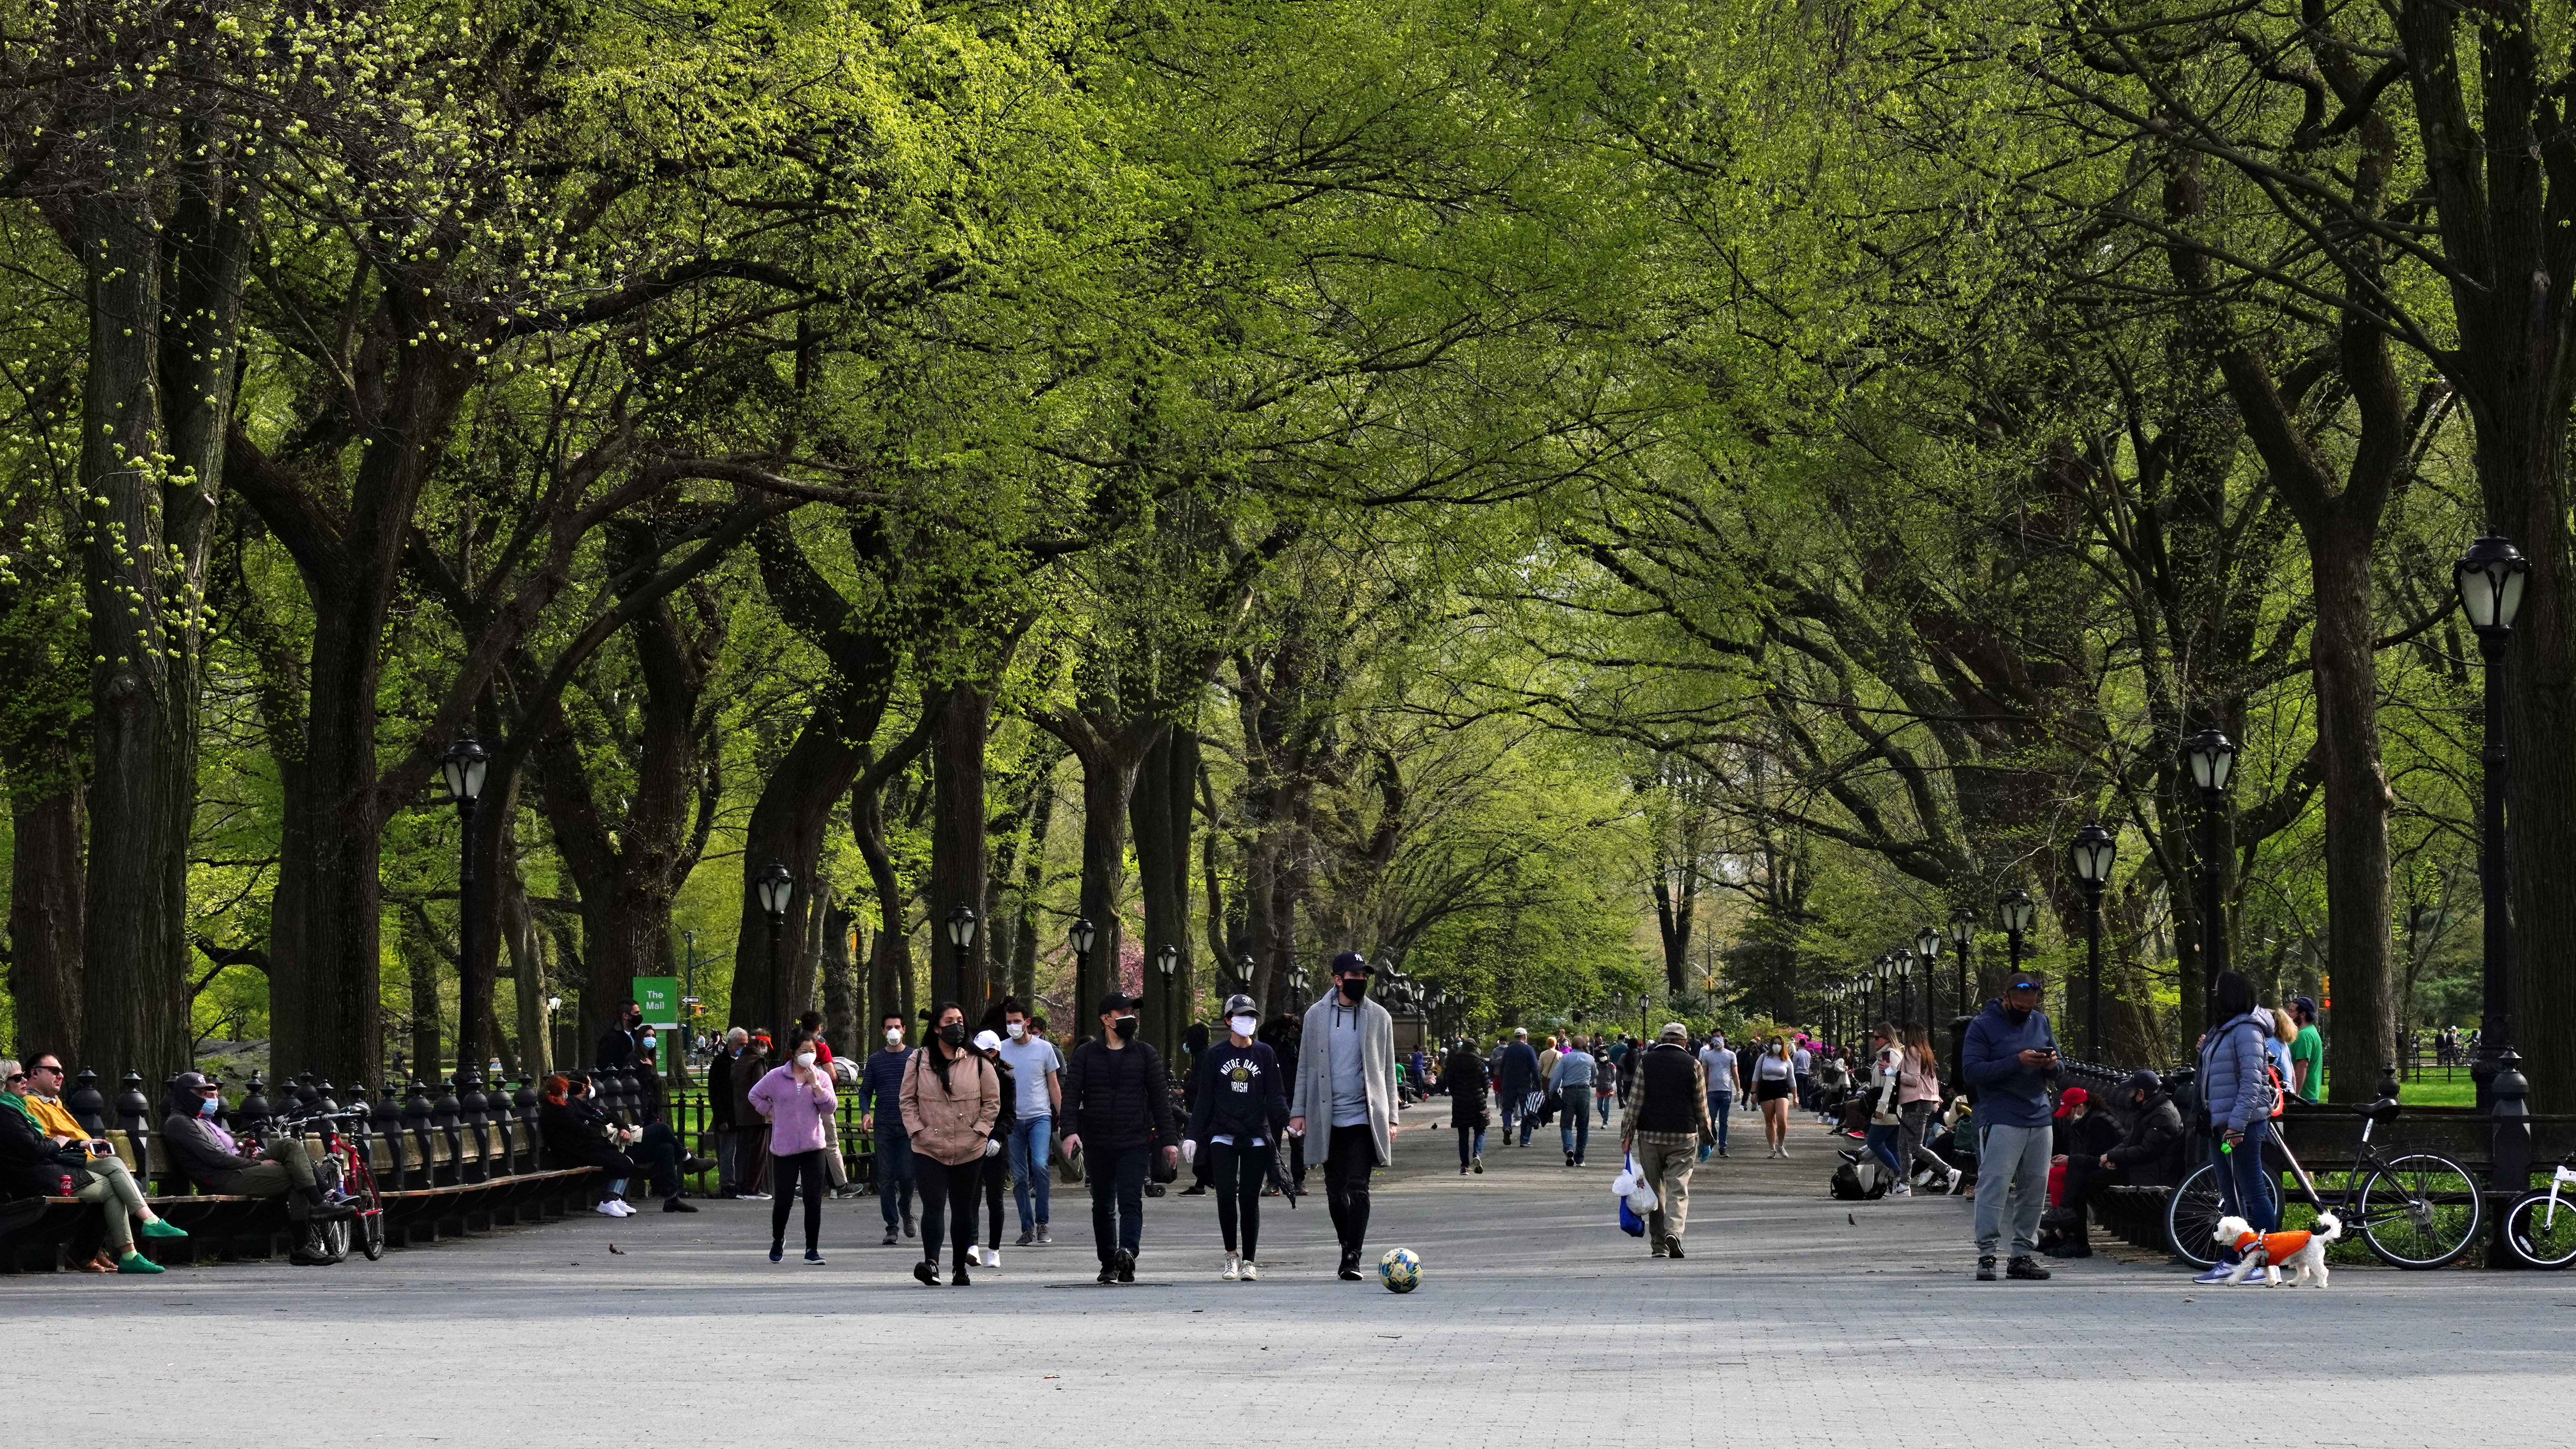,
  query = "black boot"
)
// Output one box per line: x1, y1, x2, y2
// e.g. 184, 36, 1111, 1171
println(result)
1337, 1248, 1363, 1281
